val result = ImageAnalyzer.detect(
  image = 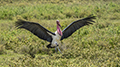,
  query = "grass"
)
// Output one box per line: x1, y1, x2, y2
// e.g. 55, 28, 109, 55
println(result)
0, 0, 120, 67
